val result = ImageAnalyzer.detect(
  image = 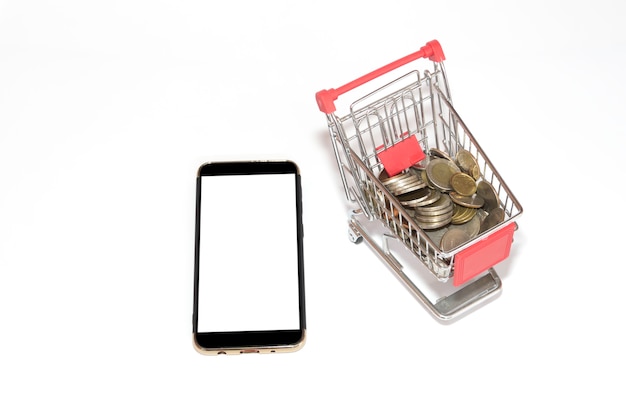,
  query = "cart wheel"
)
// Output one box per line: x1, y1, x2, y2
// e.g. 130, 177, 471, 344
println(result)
348, 223, 363, 244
